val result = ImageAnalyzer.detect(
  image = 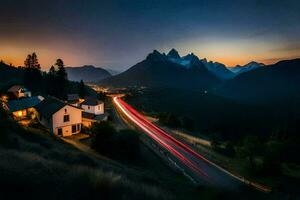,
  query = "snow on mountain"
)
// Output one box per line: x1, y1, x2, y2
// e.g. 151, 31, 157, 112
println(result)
229, 61, 265, 74
166, 49, 235, 79
201, 59, 236, 79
